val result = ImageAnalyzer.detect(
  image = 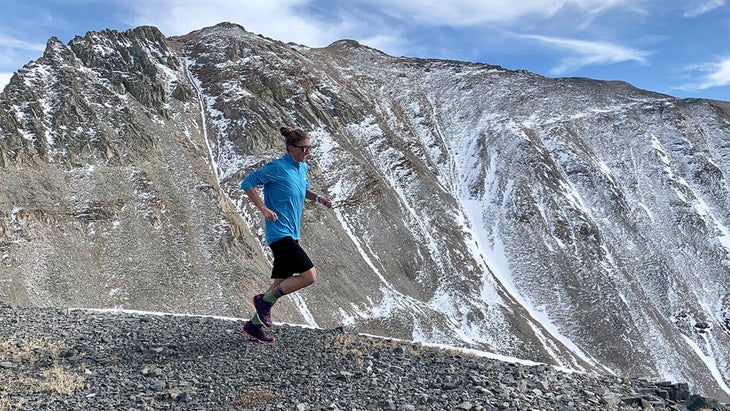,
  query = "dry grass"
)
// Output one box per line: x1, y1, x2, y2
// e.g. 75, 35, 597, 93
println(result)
232, 389, 276, 406
0, 337, 85, 409
325, 332, 423, 357
0, 395, 24, 411
39, 363, 84, 395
